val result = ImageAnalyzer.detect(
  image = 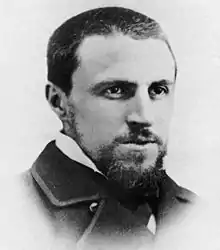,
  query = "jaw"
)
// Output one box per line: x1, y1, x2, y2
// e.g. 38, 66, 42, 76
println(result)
73, 130, 168, 190
94, 144, 167, 191
105, 159, 165, 192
